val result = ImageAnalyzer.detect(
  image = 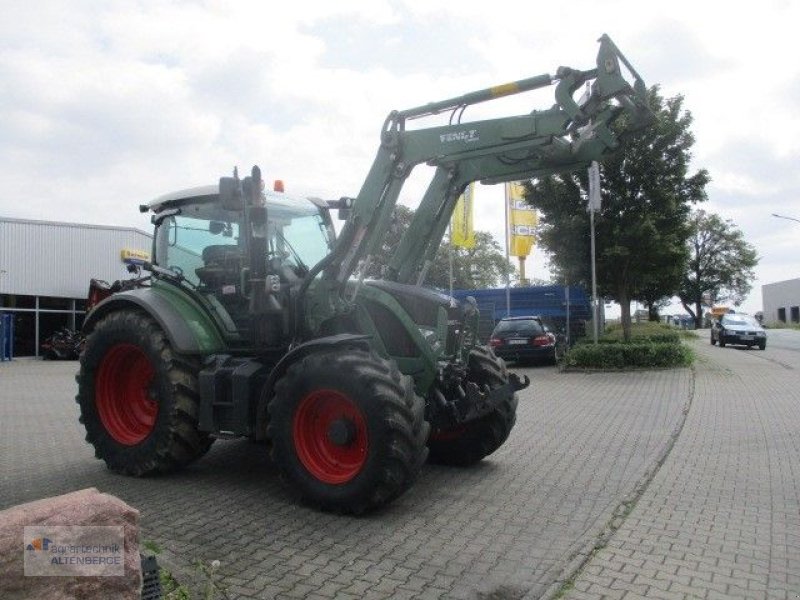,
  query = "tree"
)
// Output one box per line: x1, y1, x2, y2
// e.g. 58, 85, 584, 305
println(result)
427, 231, 514, 290
365, 205, 513, 289
678, 210, 758, 327
525, 87, 709, 340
